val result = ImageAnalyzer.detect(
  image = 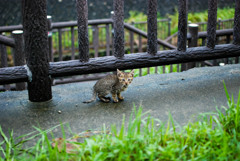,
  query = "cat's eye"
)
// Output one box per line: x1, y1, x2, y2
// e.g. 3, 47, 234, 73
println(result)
122, 79, 125, 81
128, 79, 131, 81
